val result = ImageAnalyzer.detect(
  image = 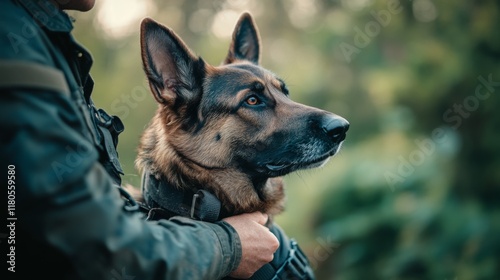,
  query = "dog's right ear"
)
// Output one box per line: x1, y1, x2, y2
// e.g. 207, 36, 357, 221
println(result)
223, 12, 261, 65
140, 18, 204, 105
